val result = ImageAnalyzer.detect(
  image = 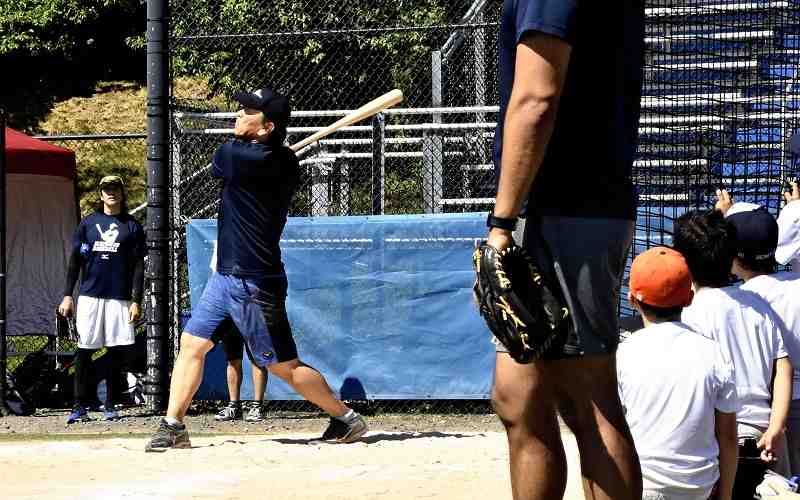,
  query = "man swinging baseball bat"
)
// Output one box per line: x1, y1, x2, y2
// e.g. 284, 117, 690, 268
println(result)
146, 87, 381, 451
